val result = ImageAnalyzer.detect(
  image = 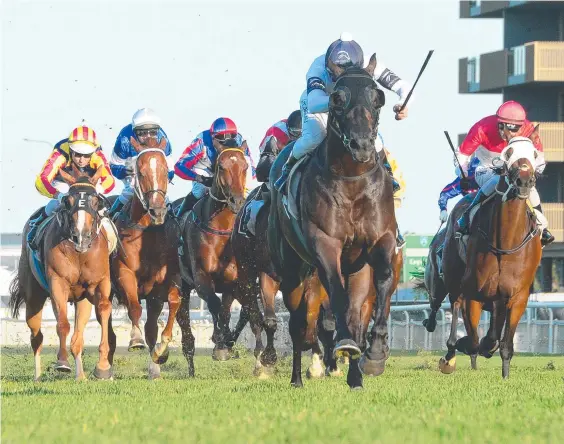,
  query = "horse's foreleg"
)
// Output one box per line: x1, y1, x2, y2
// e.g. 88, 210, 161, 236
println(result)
25, 292, 48, 381
304, 275, 324, 379
439, 296, 461, 374
288, 290, 306, 388
93, 278, 113, 379
175, 291, 195, 377
49, 277, 72, 372
70, 298, 92, 381
260, 272, 279, 367
360, 246, 395, 378
117, 267, 145, 351
456, 297, 483, 357
479, 299, 505, 359
145, 296, 164, 379
152, 285, 181, 365
500, 296, 527, 379
313, 241, 360, 359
